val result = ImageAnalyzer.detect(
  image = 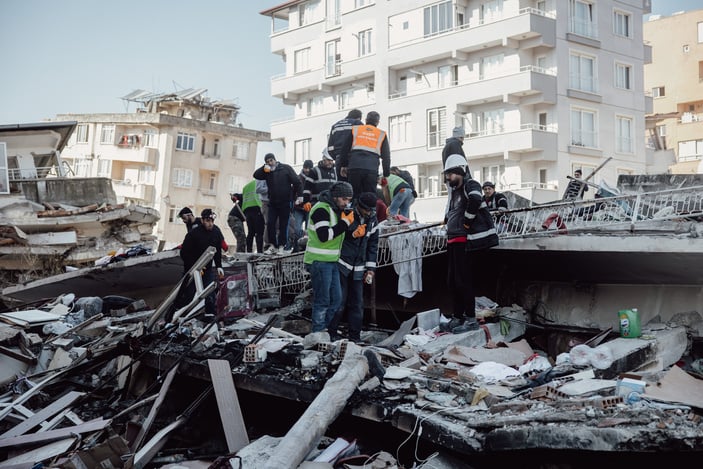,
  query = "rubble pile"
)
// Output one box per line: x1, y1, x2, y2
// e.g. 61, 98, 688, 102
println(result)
0, 290, 701, 468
